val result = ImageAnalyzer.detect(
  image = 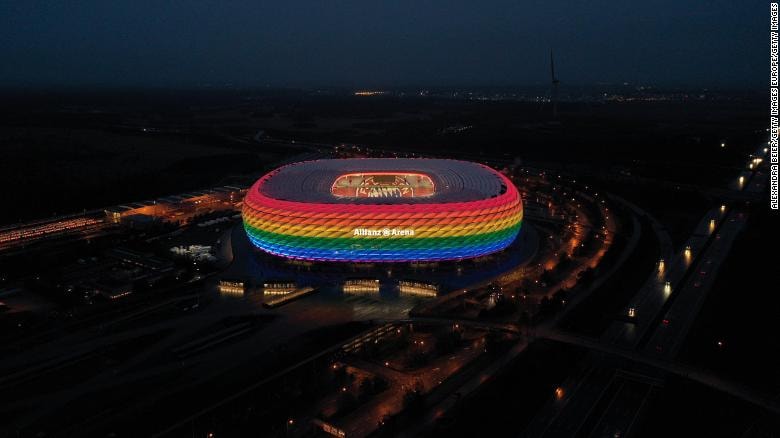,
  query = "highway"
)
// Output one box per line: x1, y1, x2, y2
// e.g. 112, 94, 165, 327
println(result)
601, 205, 724, 348
520, 145, 771, 438
642, 211, 747, 358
